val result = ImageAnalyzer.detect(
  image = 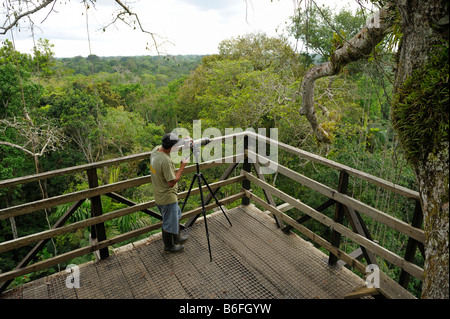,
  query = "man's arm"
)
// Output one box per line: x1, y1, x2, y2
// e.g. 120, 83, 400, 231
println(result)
167, 157, 188, 187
